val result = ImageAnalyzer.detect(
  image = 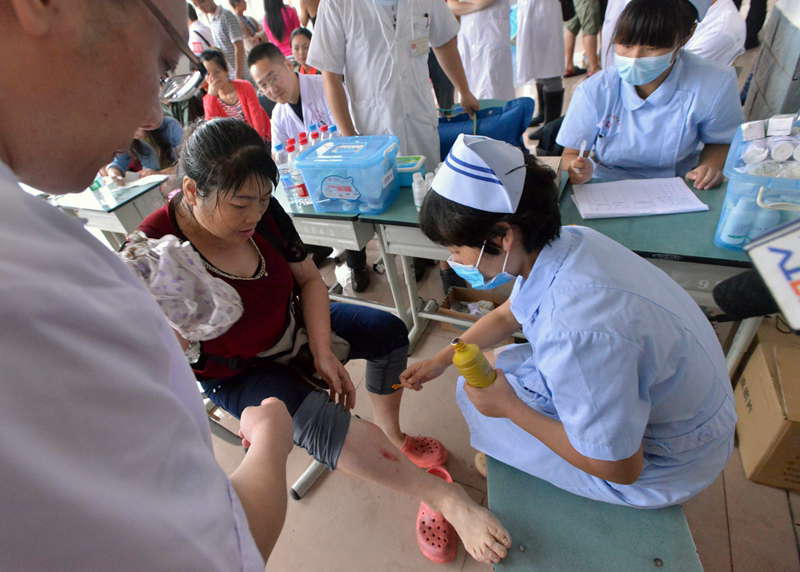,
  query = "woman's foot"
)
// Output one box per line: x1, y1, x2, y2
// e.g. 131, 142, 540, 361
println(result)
439, 486, 512, 564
